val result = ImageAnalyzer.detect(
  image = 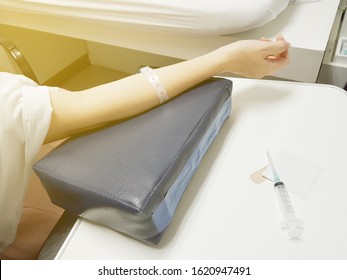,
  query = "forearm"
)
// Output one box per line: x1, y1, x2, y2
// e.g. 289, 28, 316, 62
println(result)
45, 36, 290, 143
45, 51, 223, 143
